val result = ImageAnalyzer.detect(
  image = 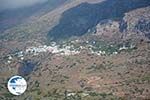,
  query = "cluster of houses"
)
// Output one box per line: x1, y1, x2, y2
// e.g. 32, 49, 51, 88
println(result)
25, 45, 80, 56
5, 41, 136, 64
90, 49, 107, 56
6, 44, 80, 64
89, 44, 136, 56
66, 92, 89, 97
